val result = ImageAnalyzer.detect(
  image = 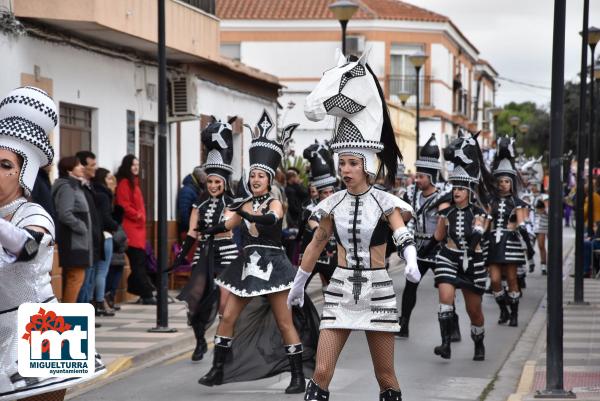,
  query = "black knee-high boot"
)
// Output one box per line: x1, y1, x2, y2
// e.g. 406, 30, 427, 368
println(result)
508, 296, 519, 327
450, 312, 461, 342
434, 311, 453, 359
397, 315, 410, 338
285, 344, 305, 394
191, 323, 208, 362
198, 335, 231, 386
380, 388, 402, 400
304, 379, 329, 401
495, 293, 510, 324
471, 331, 485, 361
